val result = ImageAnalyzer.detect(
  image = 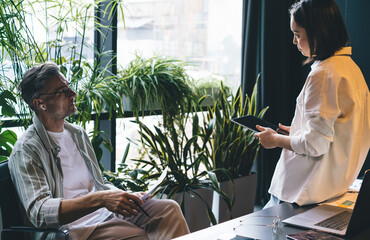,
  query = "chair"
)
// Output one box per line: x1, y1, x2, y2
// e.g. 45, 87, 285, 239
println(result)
0, 160, 69, 240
